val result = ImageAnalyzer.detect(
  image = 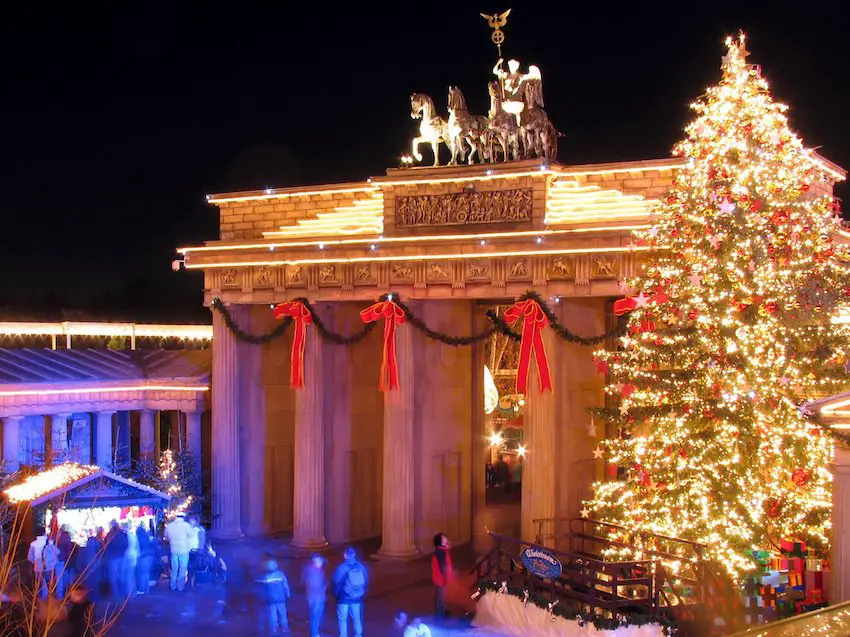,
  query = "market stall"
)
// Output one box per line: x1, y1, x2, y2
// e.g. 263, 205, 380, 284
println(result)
3, 462, 170, 544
